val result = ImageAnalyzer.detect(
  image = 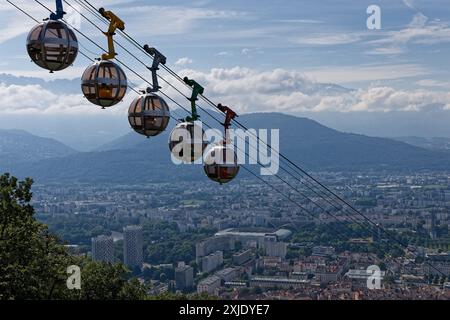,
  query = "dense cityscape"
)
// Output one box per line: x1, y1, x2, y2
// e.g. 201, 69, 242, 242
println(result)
32, 171, 450, 300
